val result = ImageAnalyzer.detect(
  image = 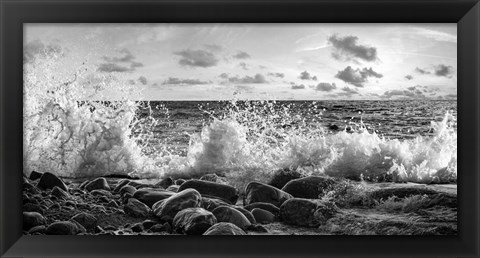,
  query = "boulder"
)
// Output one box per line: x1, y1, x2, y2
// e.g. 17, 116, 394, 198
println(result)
212, 206, 251, 229
71, 212, 97, 230
142, 220, 156, 230
202, 197, 230, 212
154, 177, 174, 189
119, 185, 137, 197
85, 177, 110, 192
268, 168, 303, 189
133, 189, 176, 208
28, 225, 46, 234
37, 172, 68, 191
23, 212, 46, 230
153, 189, 203, 222
112, 179, 131, 193
251, 208, 275, 224
45, 221, 79, 235
243, 202, 280, 216
90, 189, 112, 197
175, 179, 186, 185
51, 186, 69, 200
203, 222, 246, 235
280, 198, 335, 227
173, 207, 217, 235
281, 176, 337, 199
231, 206, 256, 224
178, 179, 238, 204
124, 198, 152, 218
166, 185, 180, 192
29, 171, 43, 181
150, 222, 171, 233
23, 203, 45, 215
245, 182, 293, 207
